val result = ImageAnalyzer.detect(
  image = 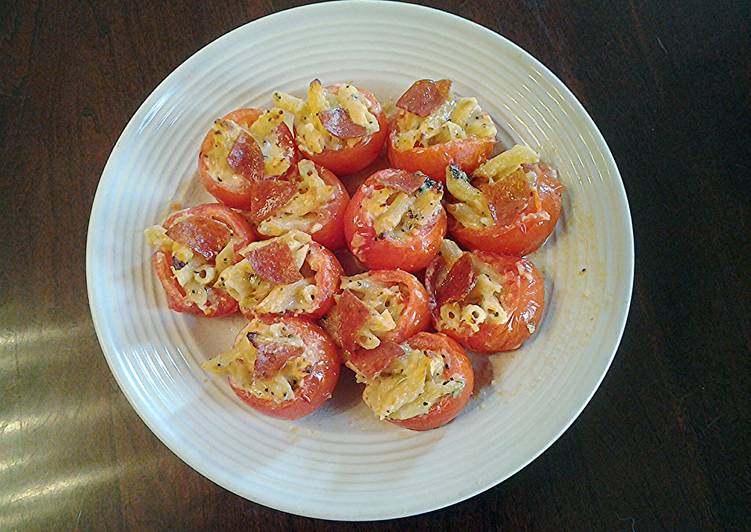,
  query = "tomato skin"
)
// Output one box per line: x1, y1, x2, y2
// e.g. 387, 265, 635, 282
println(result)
343, 169, 447, 272
387, 332, 474, 431
153, 204, 254, 317
387, 115, 494, 182
198, 108, 298, 208
425, 251, 545, 353
448, 164, 563, 256
301, 85, 388, 176
229, 316, 341, 420
254, 163, 349, 250
238, 241, 343, 321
